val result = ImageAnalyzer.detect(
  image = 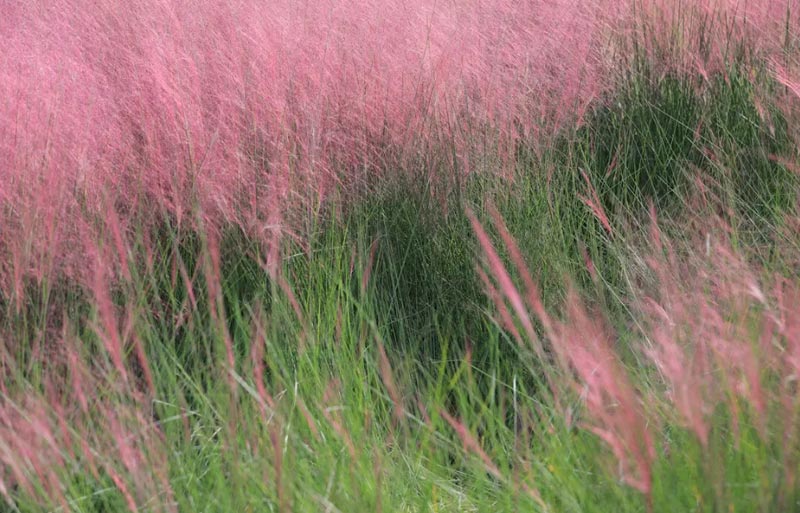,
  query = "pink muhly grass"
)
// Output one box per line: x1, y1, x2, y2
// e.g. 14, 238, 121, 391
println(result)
641, 292, 713, 447
114, 407, 176, 513
66, 344, 91, 416
0, 0, 794, 296
0, 0, 621, 292
638, 211, 714, 446
466, 208, 543, 357
439, 409, 547, 508
556, 289, 655, 496
91, 250, 129, 384
105, 200, 133, 282
470, 205, 563, 396
476, 265, 524, 344
3, 342, 173, 511
269, 424, 289, 513
637, 208, 778, 444
201, 230, 240, 400
250, 308, 278, 416
106, 465, 139, 513
439, 409, 507, 482
321, 379, 358, 461
361, 238, 380, 295
376, 340, 405, 428
46, 378, 76, 462
627, 0, 799, 77
130, 332, 156, 399
771, 279, 800, 488
296, 397, 321, 442
108, 413, 144, 481
474, 193, 800, 502
471, 213, 655, 497
579, 169, 613, 236
773, 61, 800, 100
